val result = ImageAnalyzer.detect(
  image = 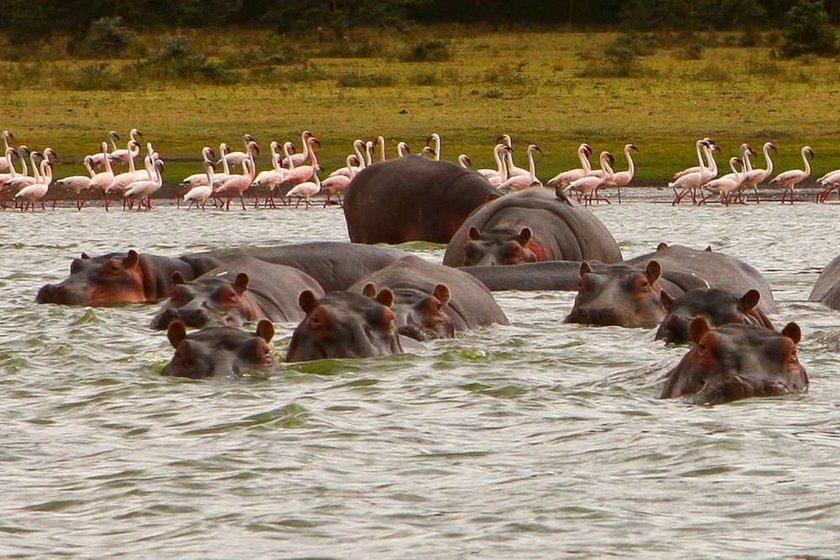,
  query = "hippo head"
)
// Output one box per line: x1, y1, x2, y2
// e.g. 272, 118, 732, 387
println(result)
461, 226, 539, 266
660, 319, 808, 405
565, 261, 666, 327
36, 250, 148, 306
285, 290, 404, 362
150, 272, 259, 330
162, 319, 277, 379
362, 282, 455, 341
656, 288, 772, 344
